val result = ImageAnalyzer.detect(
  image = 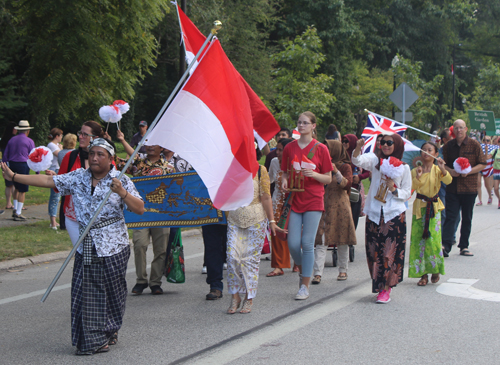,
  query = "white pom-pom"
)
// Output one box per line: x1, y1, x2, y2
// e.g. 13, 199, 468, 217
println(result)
113, 100, 130, 114
99, 105, 122, 123
27, 146, 53, 172
380, 157, 405, 179
453, 157, 472, 175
